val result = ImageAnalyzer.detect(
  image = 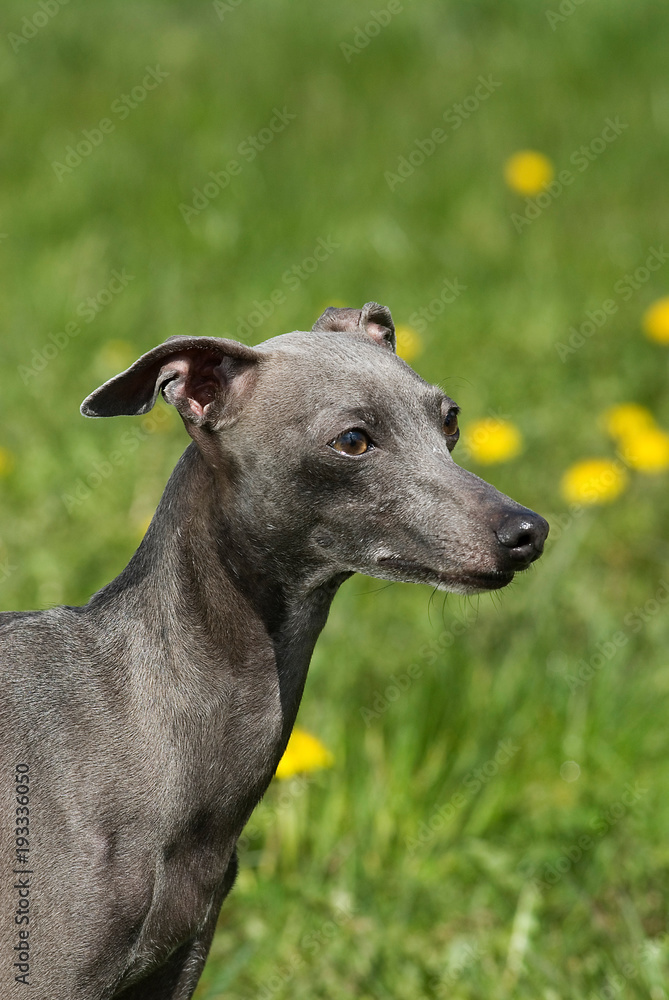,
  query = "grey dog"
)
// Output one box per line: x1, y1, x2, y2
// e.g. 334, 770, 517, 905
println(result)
0, 303, 547, 998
